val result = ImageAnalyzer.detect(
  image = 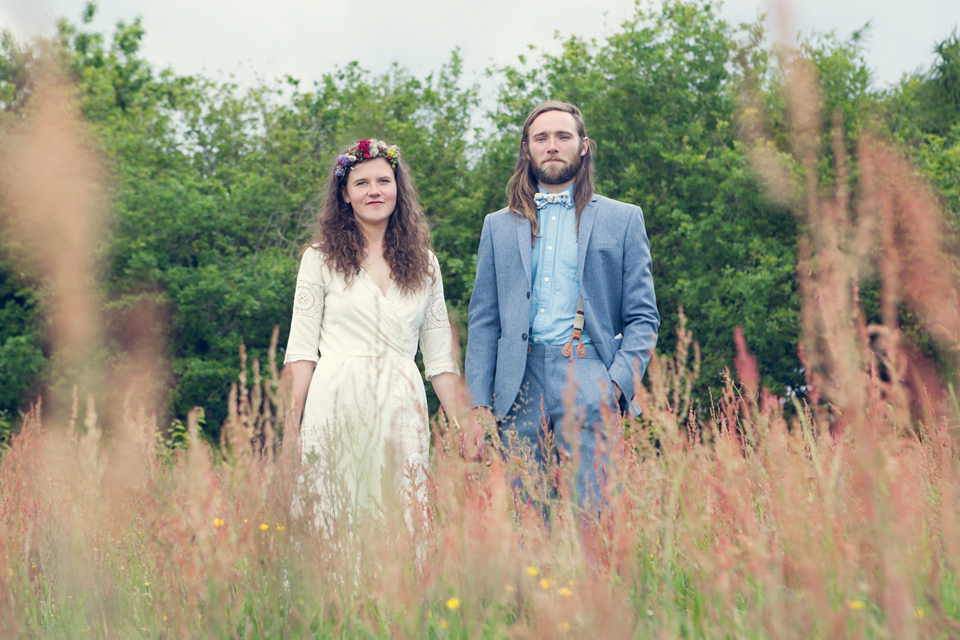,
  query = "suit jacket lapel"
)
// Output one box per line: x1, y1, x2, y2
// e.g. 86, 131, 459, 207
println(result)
516, 215, 532, 284
577, 196, 598, 280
